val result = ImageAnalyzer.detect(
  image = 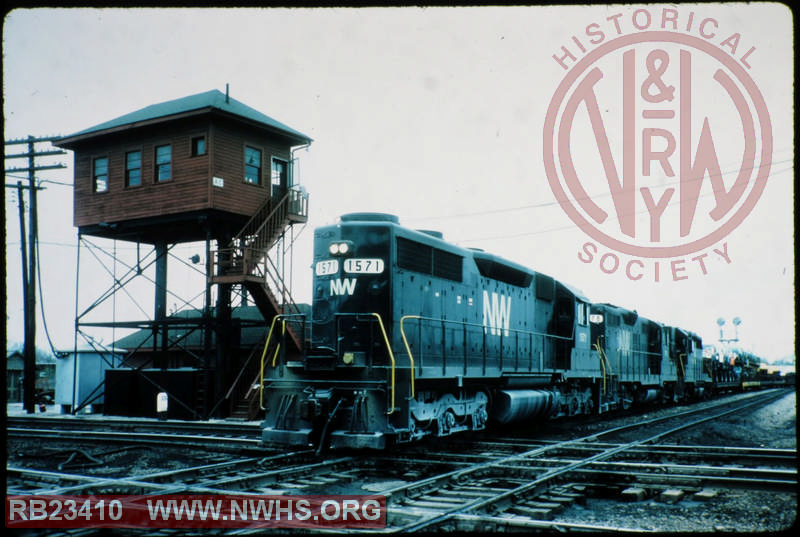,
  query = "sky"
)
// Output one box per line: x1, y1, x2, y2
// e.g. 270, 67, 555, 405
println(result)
3, 5, 795, 363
